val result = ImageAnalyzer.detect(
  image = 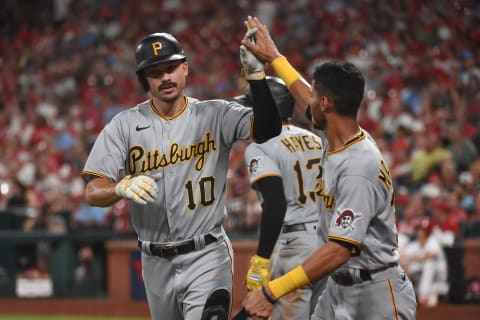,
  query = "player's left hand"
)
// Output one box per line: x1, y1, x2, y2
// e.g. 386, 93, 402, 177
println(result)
243, 287, 274, 319
240, 25, 265, 80
246, 255, 270, 291
115, 175, 159, 205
